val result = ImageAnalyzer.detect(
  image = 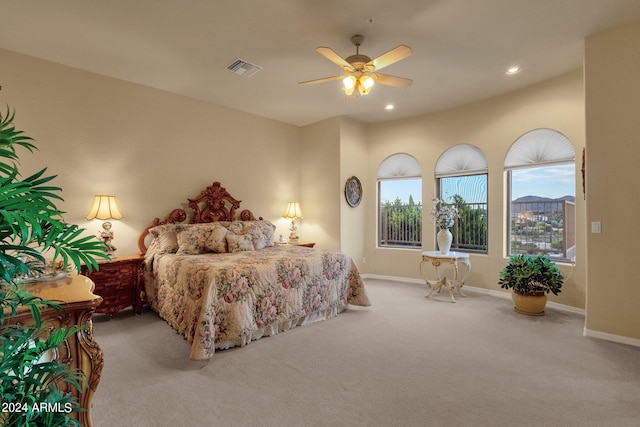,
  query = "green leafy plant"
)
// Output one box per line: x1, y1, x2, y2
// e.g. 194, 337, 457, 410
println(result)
0, 323, 86, 427
380, 195, 422, 246
450, 194, 487, 251
498, 254, 564, 296
0, 107, 110, 426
